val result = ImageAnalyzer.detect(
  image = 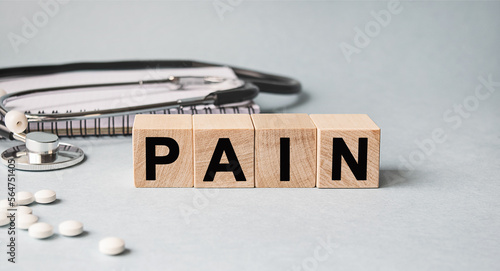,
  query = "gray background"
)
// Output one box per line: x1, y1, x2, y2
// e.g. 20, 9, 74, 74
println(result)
1, 0, 500, 270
